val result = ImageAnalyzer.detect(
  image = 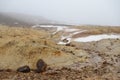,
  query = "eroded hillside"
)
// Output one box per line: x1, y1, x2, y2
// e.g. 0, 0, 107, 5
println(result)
0, 25, 88, 70
0, 25, 120, 80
